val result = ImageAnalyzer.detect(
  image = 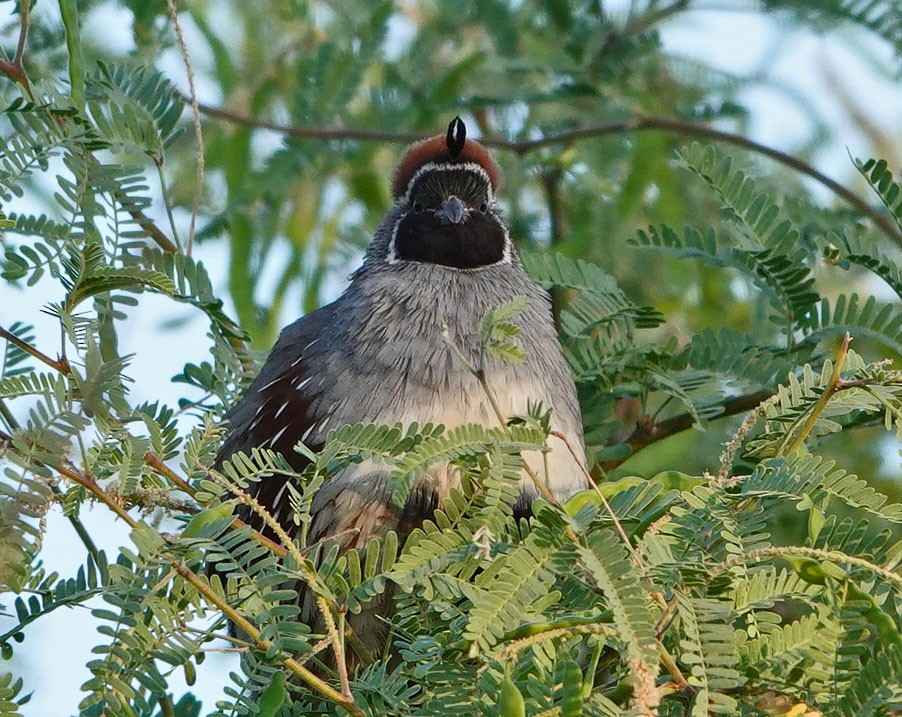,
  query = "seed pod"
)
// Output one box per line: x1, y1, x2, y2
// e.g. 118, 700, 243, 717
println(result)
498, 672, 526, 717
560, 659, 583, 717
